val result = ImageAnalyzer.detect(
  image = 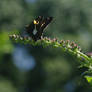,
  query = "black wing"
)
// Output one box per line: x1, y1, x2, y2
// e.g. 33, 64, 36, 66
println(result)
26, 16, 53, 41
